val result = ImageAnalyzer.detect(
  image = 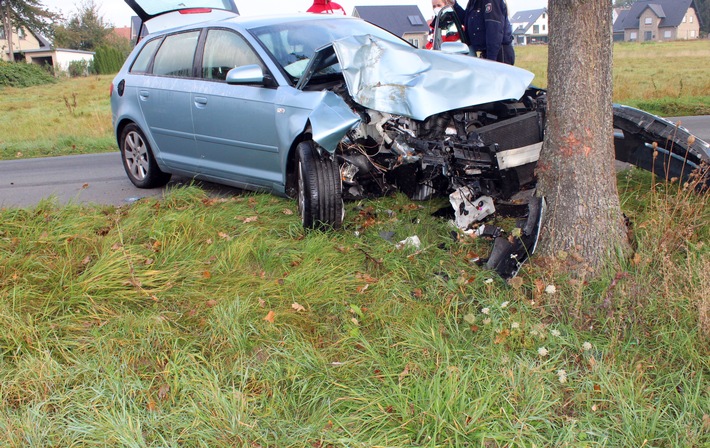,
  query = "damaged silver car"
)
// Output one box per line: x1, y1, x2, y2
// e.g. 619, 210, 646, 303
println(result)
112, 1, 709, 277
